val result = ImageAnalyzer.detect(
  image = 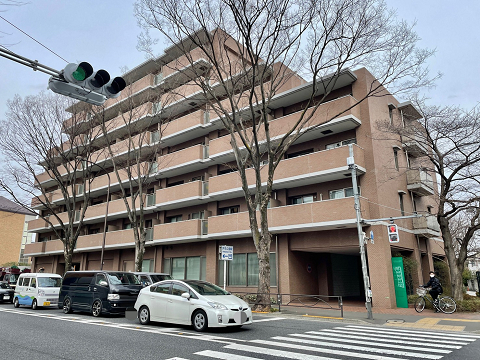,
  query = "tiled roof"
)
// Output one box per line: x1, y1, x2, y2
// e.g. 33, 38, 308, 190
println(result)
0, 196, 34, 216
